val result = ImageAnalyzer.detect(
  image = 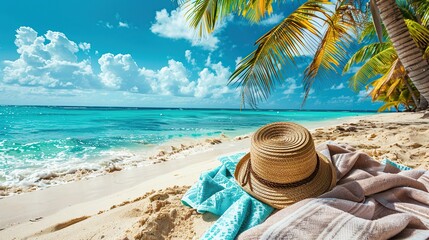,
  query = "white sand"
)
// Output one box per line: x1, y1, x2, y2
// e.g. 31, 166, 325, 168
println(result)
1, 112, 428, 239
0, 137, 251, 239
